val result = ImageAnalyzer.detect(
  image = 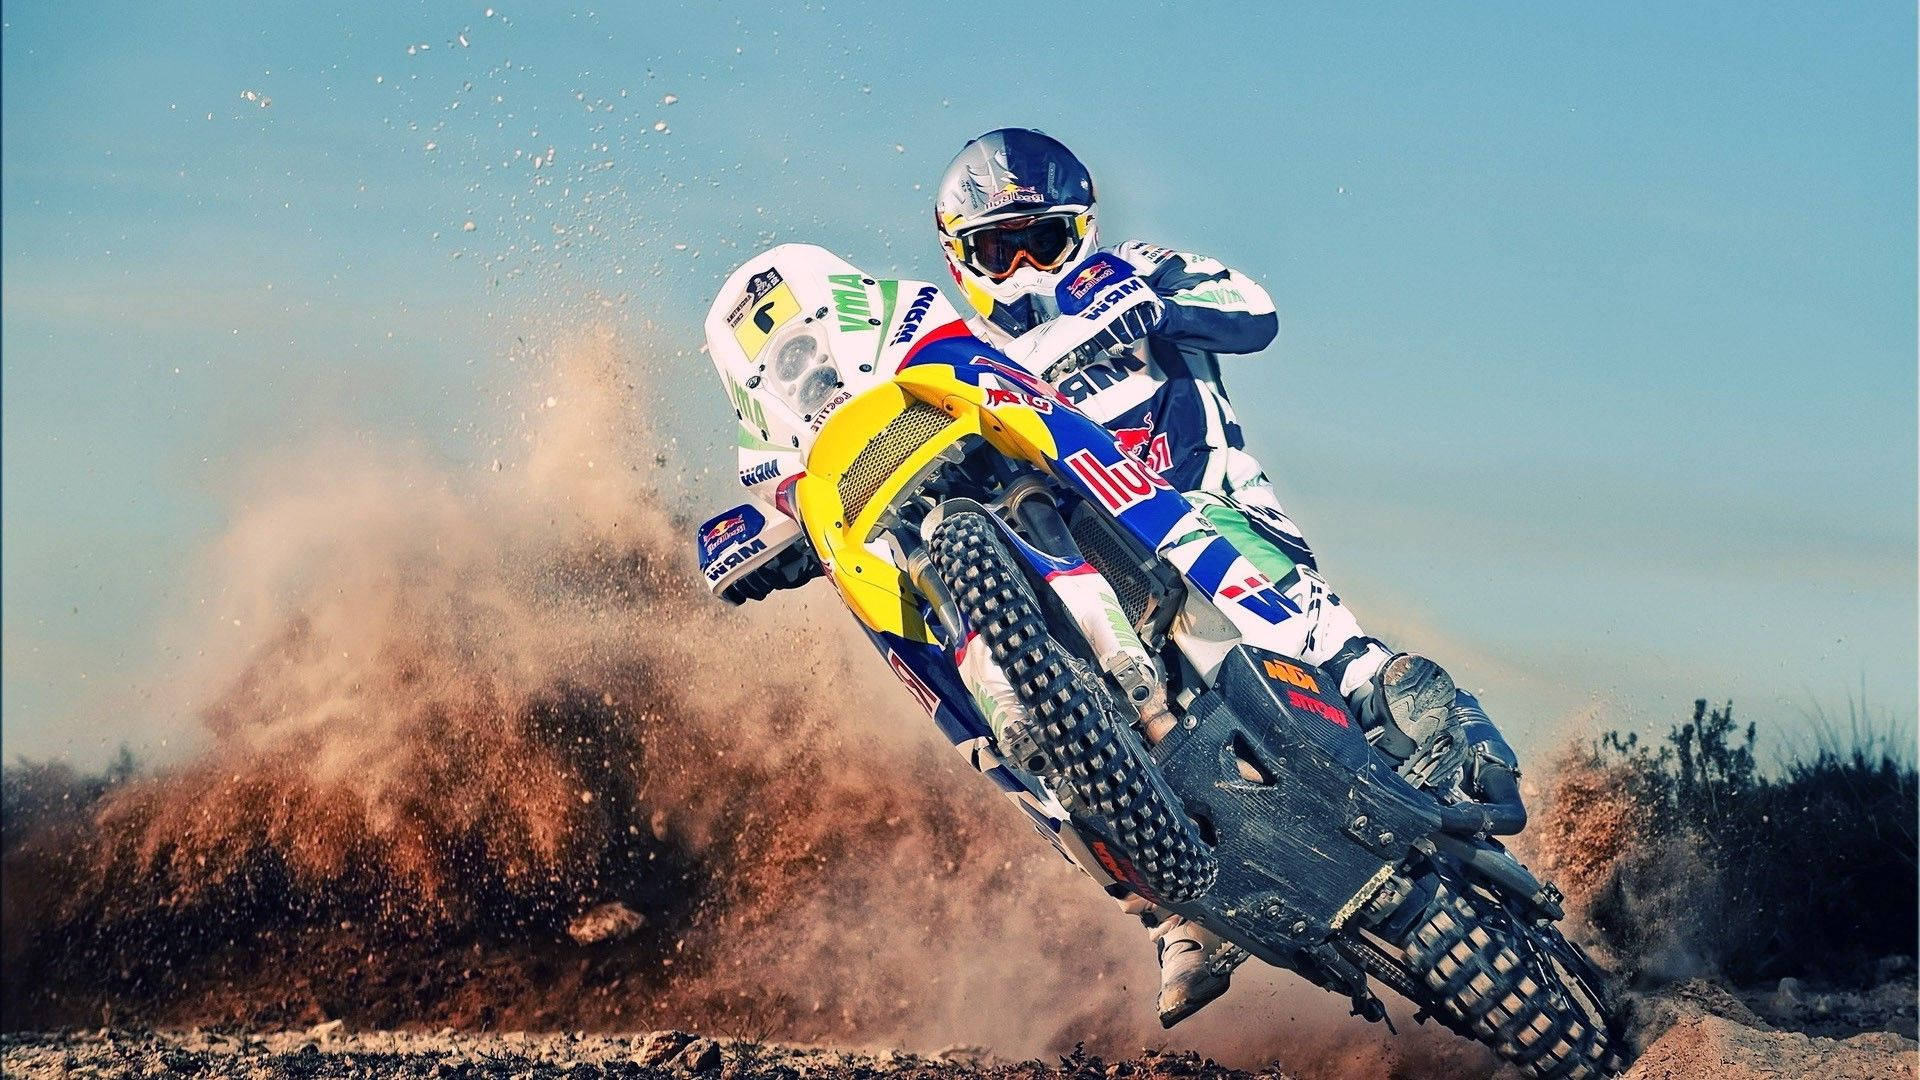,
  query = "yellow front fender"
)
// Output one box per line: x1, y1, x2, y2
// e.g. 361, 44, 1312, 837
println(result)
794, 365, 1061, 639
